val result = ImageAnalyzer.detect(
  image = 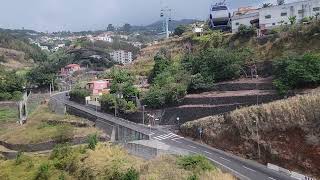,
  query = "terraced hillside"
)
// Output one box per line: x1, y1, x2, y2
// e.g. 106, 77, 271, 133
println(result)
158, 77, 281, 125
